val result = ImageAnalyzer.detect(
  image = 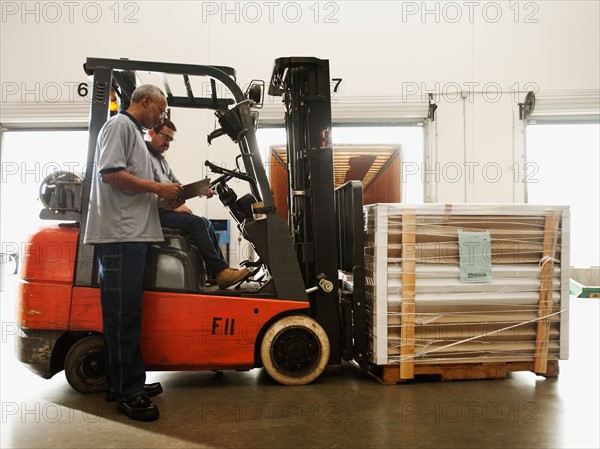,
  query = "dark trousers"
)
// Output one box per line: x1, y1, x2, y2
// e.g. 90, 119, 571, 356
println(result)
97, 242, 149, 402
158, 209, 228, 277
